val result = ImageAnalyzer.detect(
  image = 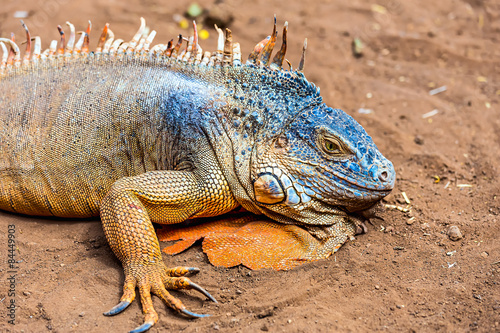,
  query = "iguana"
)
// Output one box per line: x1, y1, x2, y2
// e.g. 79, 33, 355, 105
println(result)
0, 18, 395, 332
